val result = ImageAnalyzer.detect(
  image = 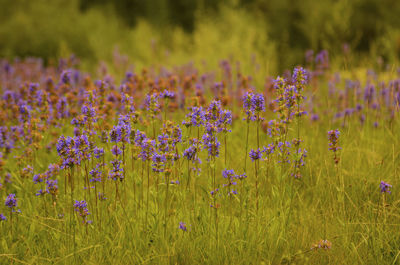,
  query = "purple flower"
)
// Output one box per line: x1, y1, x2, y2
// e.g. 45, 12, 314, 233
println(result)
74, 200, 91, 224
249, 149, 263, 161
222, 169, 236, 180
46, 179, 58, 196
311, 114, 319, 121
161, 90, 175, 99
111, 145, 122, 156
152, 152, 166, 172
205, 100, 222, 122
139, 139, 156, 161
251, 93, 266, 113
134, 130, 147, 146
202, 133, 220, 157
243, 93, 266, 121
35, 189, 46, 196
89, 165, 102, 182
0, 213, 6, 221
179, 222, 187, 232
110, 126, 123, 143
183, 146, 197, 161
5, 193, 19, 212
380, 181, 392, 194
33, 174, 47, 184
328, 129, 341, 152
93, 147, 104, 159
184, 106, 206, 127
292, 66, 309, 86
60, 70, 72, 85
144, 93, 160, 117
109, 159, 124, 181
